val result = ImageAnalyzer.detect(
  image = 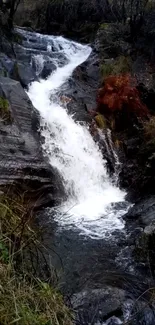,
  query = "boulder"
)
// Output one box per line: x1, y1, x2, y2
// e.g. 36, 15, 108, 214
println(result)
71, 287, 125, 324
40, 61, 56, 79
124, 196, 155, 226
11, 61, 37, 87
